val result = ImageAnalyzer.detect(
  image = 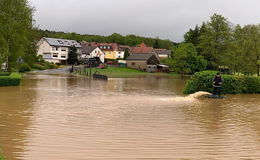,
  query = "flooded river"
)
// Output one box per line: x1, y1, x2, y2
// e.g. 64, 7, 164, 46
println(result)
0, 73, 260, 160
